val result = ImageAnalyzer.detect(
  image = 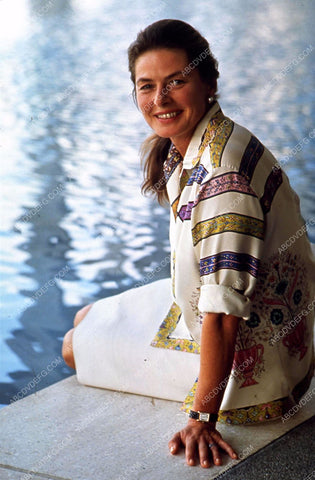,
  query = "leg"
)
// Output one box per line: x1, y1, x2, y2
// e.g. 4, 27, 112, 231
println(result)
62, 328, 76, 369
62, 304, 93, 369
73, 304, 93, 327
